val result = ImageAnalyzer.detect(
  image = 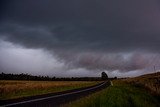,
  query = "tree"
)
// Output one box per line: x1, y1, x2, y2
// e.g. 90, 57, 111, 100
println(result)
114, 76, 117, 79
101, 72, 108, 80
